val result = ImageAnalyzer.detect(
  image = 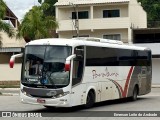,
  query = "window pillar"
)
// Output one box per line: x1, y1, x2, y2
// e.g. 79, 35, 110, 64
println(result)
90, 6, 93, 19
90, 6, 93, 31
